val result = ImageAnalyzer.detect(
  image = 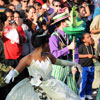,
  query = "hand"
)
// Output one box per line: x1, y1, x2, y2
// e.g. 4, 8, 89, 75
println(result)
87, 54, 93, 58
33, 14, 38, 24
82, 2, 88, 7
4, 69, 19, 84
72, 67, 77, 75
4, 70, 15, 83
12, 24, 18, 30
67, 41, 76, 50
65, 7, 69, 14
74, 63, 82, 72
